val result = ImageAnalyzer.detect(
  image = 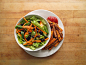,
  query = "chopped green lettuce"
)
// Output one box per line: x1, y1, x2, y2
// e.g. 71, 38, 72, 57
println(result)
17, 34, 25, 44
25, 34, 29, 38
33, 43, 40, 48
31, 31, 36, 36
30, 46, 35, 50
20, 19, 26, 24
15, 25, 22, 29
25, 22, 31, 26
